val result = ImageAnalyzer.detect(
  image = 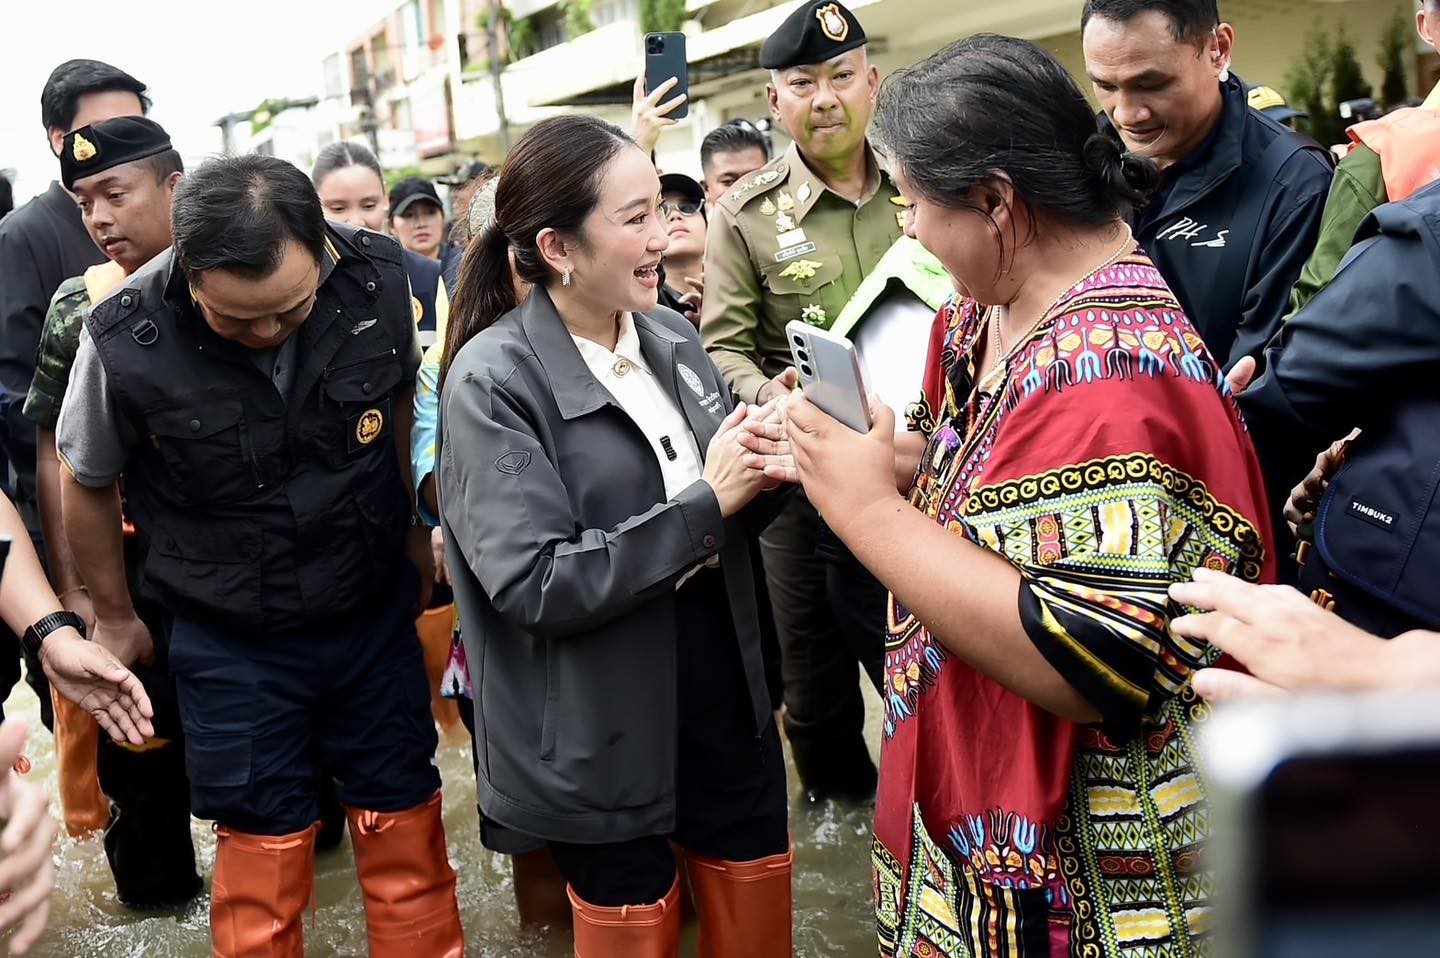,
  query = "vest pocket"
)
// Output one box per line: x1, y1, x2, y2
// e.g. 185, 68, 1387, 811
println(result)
318, 359, 404, 469
146, 400, 256, 503
146, 516, 263, 625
